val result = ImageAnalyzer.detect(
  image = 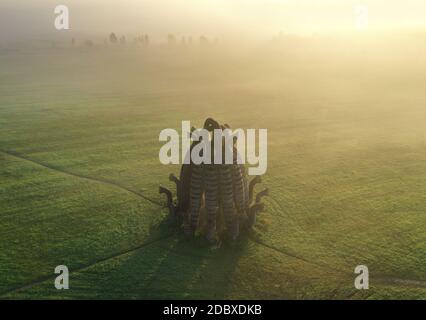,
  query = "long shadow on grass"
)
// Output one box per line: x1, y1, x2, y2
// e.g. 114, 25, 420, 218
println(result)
0, 219, 176, 298
72, 233, 248, 299
143, 236, 248, 299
